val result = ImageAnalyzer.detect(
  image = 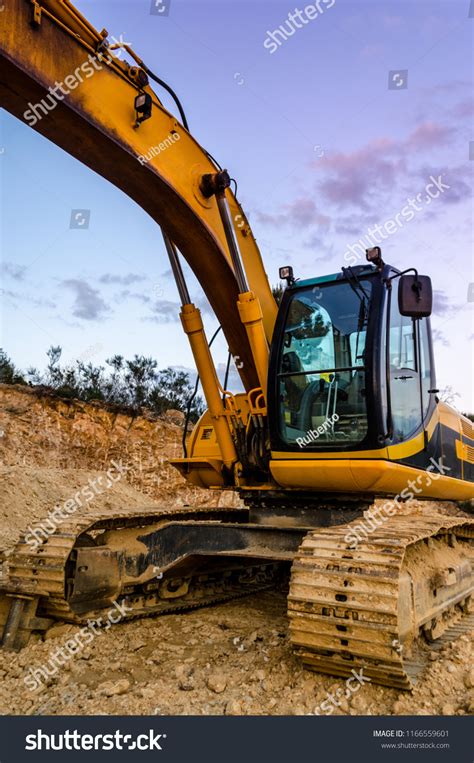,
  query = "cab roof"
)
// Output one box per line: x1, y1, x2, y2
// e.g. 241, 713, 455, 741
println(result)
294, 264, 377, 289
